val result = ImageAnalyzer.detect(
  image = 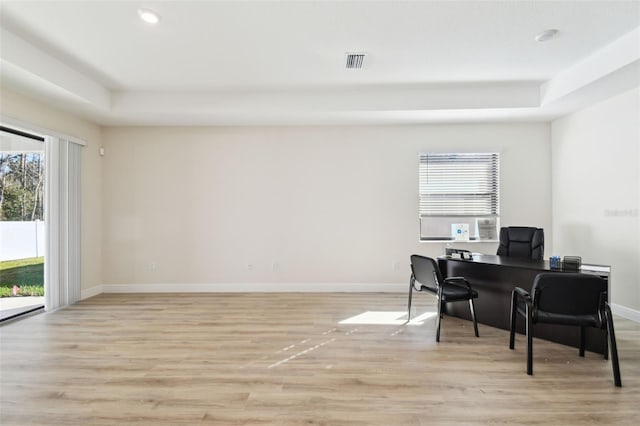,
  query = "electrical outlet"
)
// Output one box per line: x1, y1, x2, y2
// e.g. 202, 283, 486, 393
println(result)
392, 261, 400, 271
149, 261, 157, 271
246, 263, 253, 271
272, 261, 279, 271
